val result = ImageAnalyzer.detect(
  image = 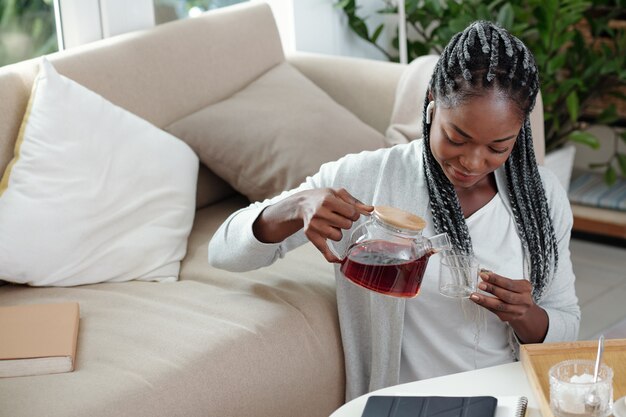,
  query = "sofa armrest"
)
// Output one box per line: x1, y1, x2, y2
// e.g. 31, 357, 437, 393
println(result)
287, 52, 405, 135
